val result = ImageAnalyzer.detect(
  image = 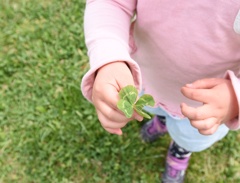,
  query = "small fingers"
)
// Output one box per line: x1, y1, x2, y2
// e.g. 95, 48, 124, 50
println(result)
182, 103, 222, 135
105, 128, 123, 135
181, 87, 211, 104
132, 111, 144, 121
92, 84, 119, 110
198, 124, 220, 136
190, 117, 218, 131
97, 110, 129, 129
186, 78, 226, 89
95, 101, 130, 122
95, 98, 143, 122
181, 103, 213, 120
